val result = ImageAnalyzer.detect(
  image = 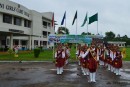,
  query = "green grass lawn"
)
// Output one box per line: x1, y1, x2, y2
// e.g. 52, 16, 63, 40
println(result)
0, 47, 130, 61
0, 50, 53, 61
123, 47, 130, 61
